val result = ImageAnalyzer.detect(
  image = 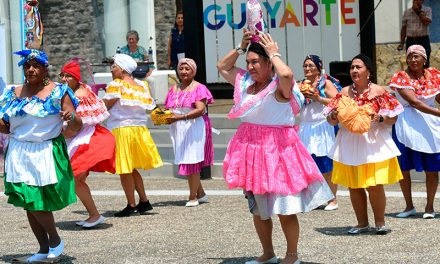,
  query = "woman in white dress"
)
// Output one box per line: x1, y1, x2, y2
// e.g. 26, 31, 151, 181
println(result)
0, 49, 82, 261
326, 54, 404, 235
164, 58, 214, 207
389, 45, 440, 219
298, 55, 341, 211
